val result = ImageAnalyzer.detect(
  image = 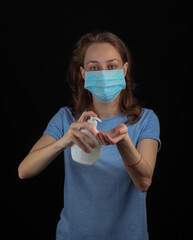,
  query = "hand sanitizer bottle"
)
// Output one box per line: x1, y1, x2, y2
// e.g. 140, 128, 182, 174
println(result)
71, 117, 102, 166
